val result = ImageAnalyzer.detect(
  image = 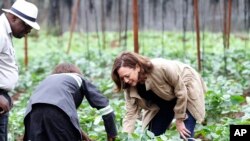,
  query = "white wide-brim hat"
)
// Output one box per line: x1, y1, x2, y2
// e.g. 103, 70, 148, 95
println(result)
2, 0, 40, 30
